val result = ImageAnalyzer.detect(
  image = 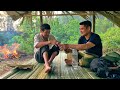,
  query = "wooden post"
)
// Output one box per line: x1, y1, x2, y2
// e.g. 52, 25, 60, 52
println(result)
92, 12, 95, 33
30, 15, 32, 30
40, 11, 43, 25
